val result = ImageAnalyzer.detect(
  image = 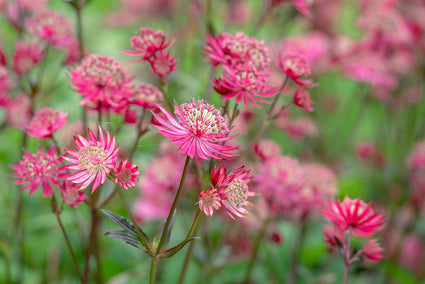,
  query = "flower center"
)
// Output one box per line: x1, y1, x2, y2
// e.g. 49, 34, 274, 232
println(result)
225, 178, 248, 208
78, 143, 107, 173
118, 168, 132, 183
